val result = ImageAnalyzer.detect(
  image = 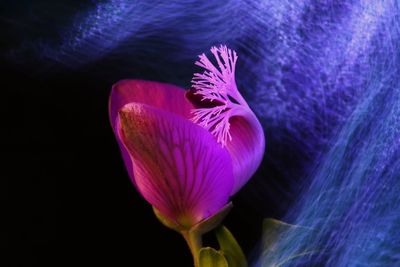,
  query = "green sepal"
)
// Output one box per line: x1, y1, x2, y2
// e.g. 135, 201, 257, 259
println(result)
153, 202, 233, 234
199, 247, 228, 267
153, 207, 182, 232
192, 202, 233, 235
215, 226, 248, 267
